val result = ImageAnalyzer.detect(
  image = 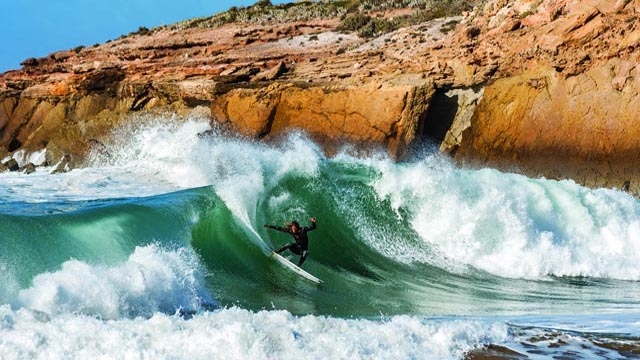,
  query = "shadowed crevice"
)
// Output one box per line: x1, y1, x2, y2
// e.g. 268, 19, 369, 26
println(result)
422, 87, 458, 144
